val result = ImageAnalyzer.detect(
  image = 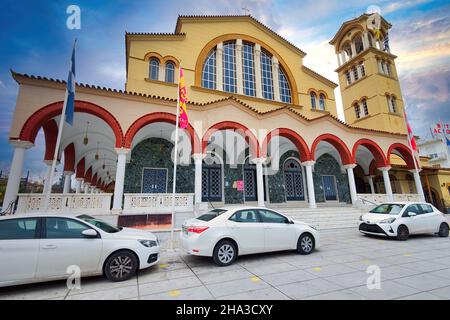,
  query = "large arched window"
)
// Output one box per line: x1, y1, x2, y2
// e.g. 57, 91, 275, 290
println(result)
354, 34, 364, 54
310, 92, 317, 109
242, 42, 256, 96
200, 40, 292, 103
279, 68, 291, 103
202, 48, 216, 89
149, 58, 159, 80
318, 94, 325, 110
165, 61, 175, 83
260, 50, 274, 100
223, 41, 237, 93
